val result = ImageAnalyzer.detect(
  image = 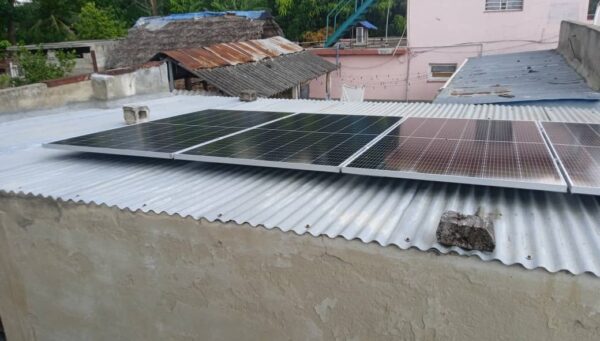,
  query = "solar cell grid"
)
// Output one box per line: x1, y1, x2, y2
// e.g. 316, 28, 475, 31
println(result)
541, 122, 600, 194
344, 117, 566, 192
45, 109, 295, 158
175, 113, 402, 172
151, 109, 290, 128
